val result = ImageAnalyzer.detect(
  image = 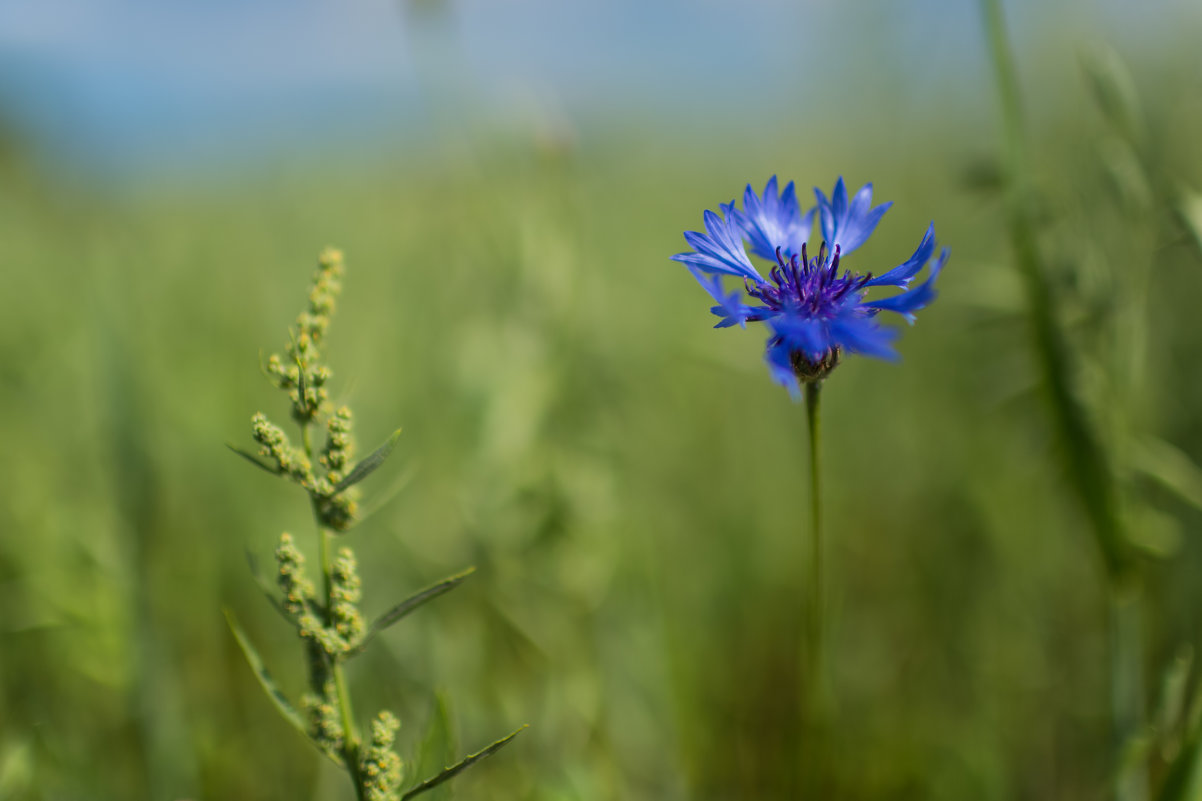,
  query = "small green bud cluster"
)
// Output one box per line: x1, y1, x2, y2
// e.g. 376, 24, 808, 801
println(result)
251, 397, 358, 533
266, 247, 345, 424
252, 413, 313, 484
331, 548, 366, 646
235, 250, 517, 799
276, 534, 365, 659
360, 711, 404, 801
322, 406, 355, 483
300, 680, 345, 755
275, 533, 315, 615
